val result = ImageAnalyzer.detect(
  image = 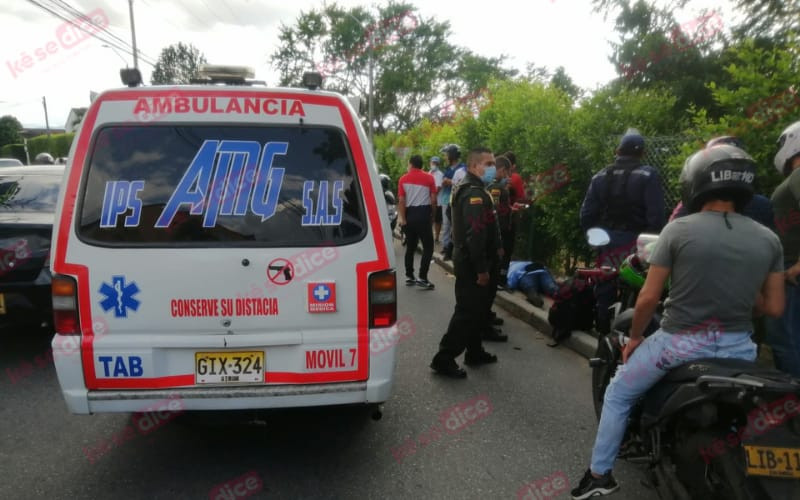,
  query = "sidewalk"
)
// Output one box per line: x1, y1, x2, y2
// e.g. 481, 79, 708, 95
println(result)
429, 248, 599, 359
